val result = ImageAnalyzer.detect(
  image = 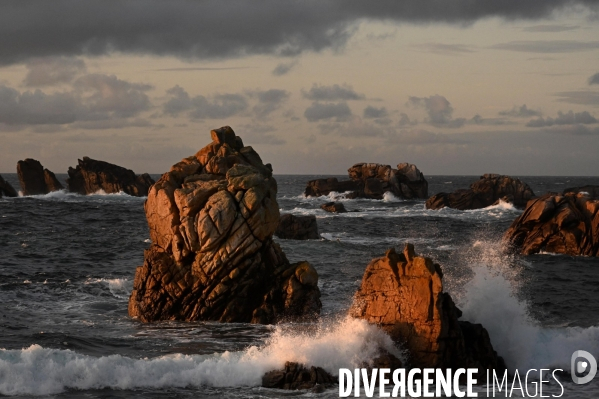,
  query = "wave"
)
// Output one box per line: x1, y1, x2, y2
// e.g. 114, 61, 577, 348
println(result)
0, 317, 400, 395
84, 278, 133, 298
8, 189, 145, 202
